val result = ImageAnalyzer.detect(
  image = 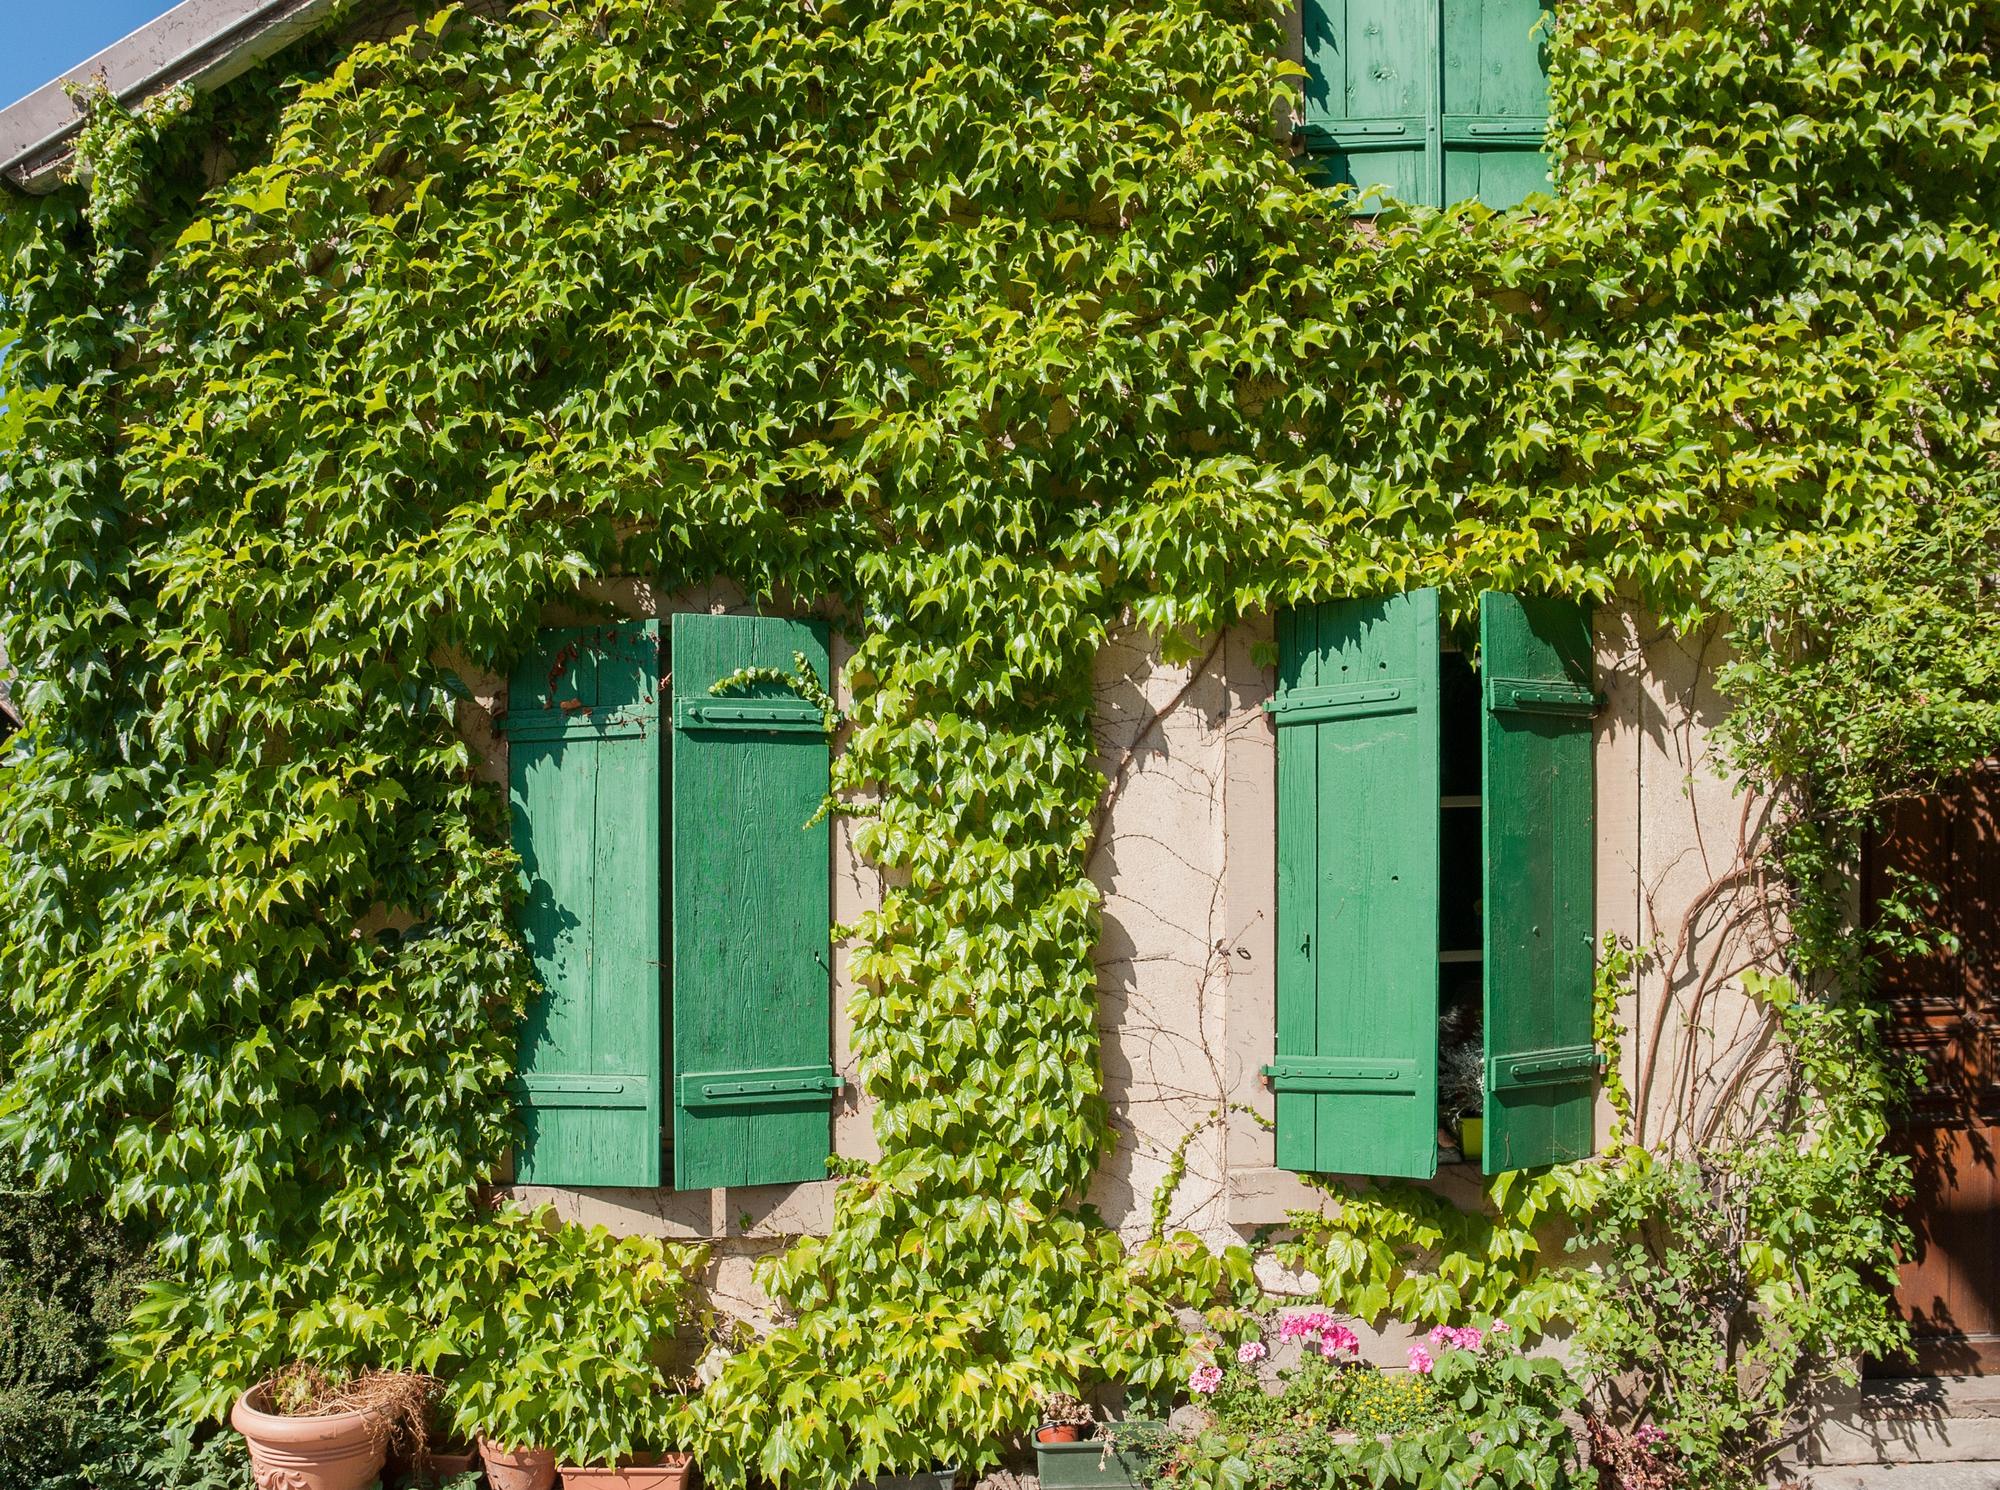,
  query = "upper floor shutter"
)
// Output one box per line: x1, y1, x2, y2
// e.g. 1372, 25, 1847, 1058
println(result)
1480, 593, 1597, 1172
669, 613, 839, 1191
1267, 592, 1442, 1179
507, 622, 665, 1187
1302, 0, 1552, 210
